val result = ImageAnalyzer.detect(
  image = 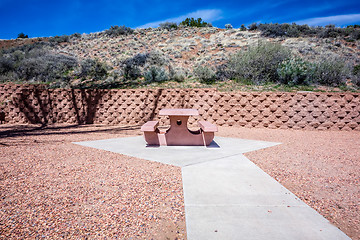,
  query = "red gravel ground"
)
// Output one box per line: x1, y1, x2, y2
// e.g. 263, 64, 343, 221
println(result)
1, 124, 359, 239
0, 124, 186, 239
